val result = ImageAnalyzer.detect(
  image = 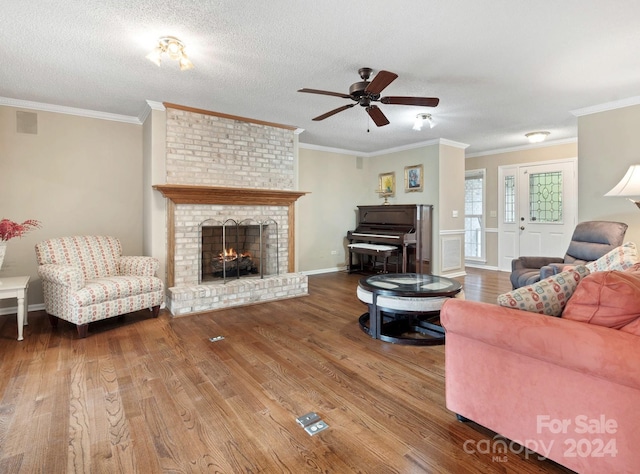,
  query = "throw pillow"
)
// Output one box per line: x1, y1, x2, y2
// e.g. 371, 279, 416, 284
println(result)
585, 241, 639, 273
497, 265, 590, 317
562, 270, 640, 328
